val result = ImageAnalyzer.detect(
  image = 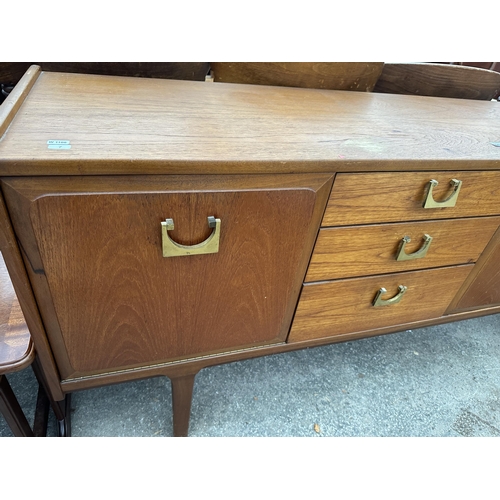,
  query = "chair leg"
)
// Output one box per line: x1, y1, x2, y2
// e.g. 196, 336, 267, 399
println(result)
32, 357, 71, 437
32, 383, 50, 437
0, 374, 34, 437
170, 373, 197, 437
